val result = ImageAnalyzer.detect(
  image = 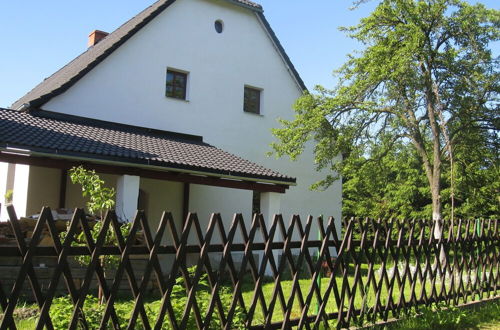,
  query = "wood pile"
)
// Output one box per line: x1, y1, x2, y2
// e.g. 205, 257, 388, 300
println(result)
0, 209, 146, 246
0, 209, 96, 246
